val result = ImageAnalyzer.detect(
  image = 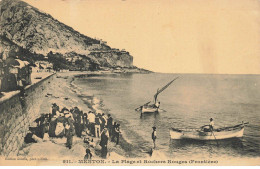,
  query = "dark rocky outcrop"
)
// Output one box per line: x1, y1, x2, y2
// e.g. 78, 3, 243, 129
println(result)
0, 0, 133, 69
